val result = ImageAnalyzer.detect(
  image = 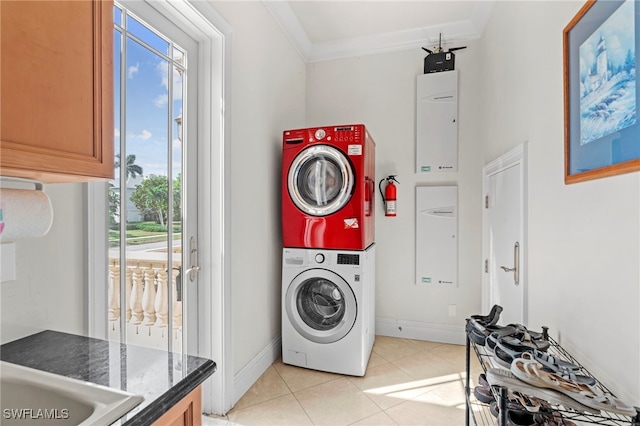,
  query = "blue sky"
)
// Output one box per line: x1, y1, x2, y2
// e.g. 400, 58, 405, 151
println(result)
114, 9, 184, 181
